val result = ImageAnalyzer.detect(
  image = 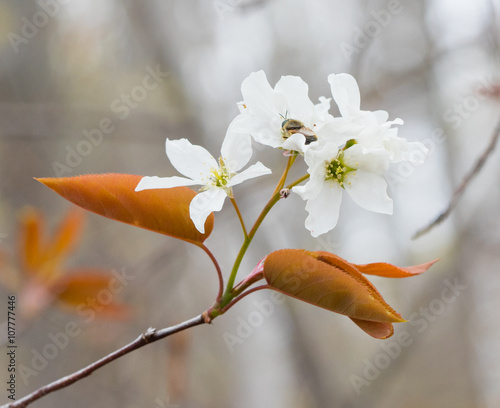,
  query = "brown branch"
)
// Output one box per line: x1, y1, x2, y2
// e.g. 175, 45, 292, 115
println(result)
414, 119, 500, 239
1, 315, 206, 408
